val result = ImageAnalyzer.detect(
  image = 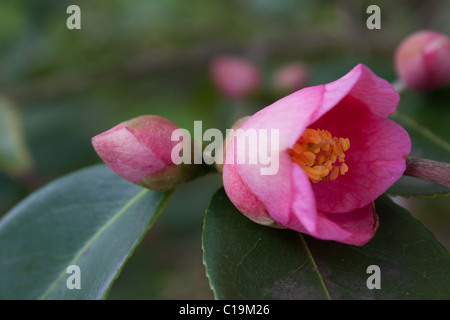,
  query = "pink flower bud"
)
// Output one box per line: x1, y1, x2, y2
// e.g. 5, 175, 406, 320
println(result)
92, 115, 197, 191
209, 55, 262, 100
395, 30, 450, 91
272, 62, 310, 93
